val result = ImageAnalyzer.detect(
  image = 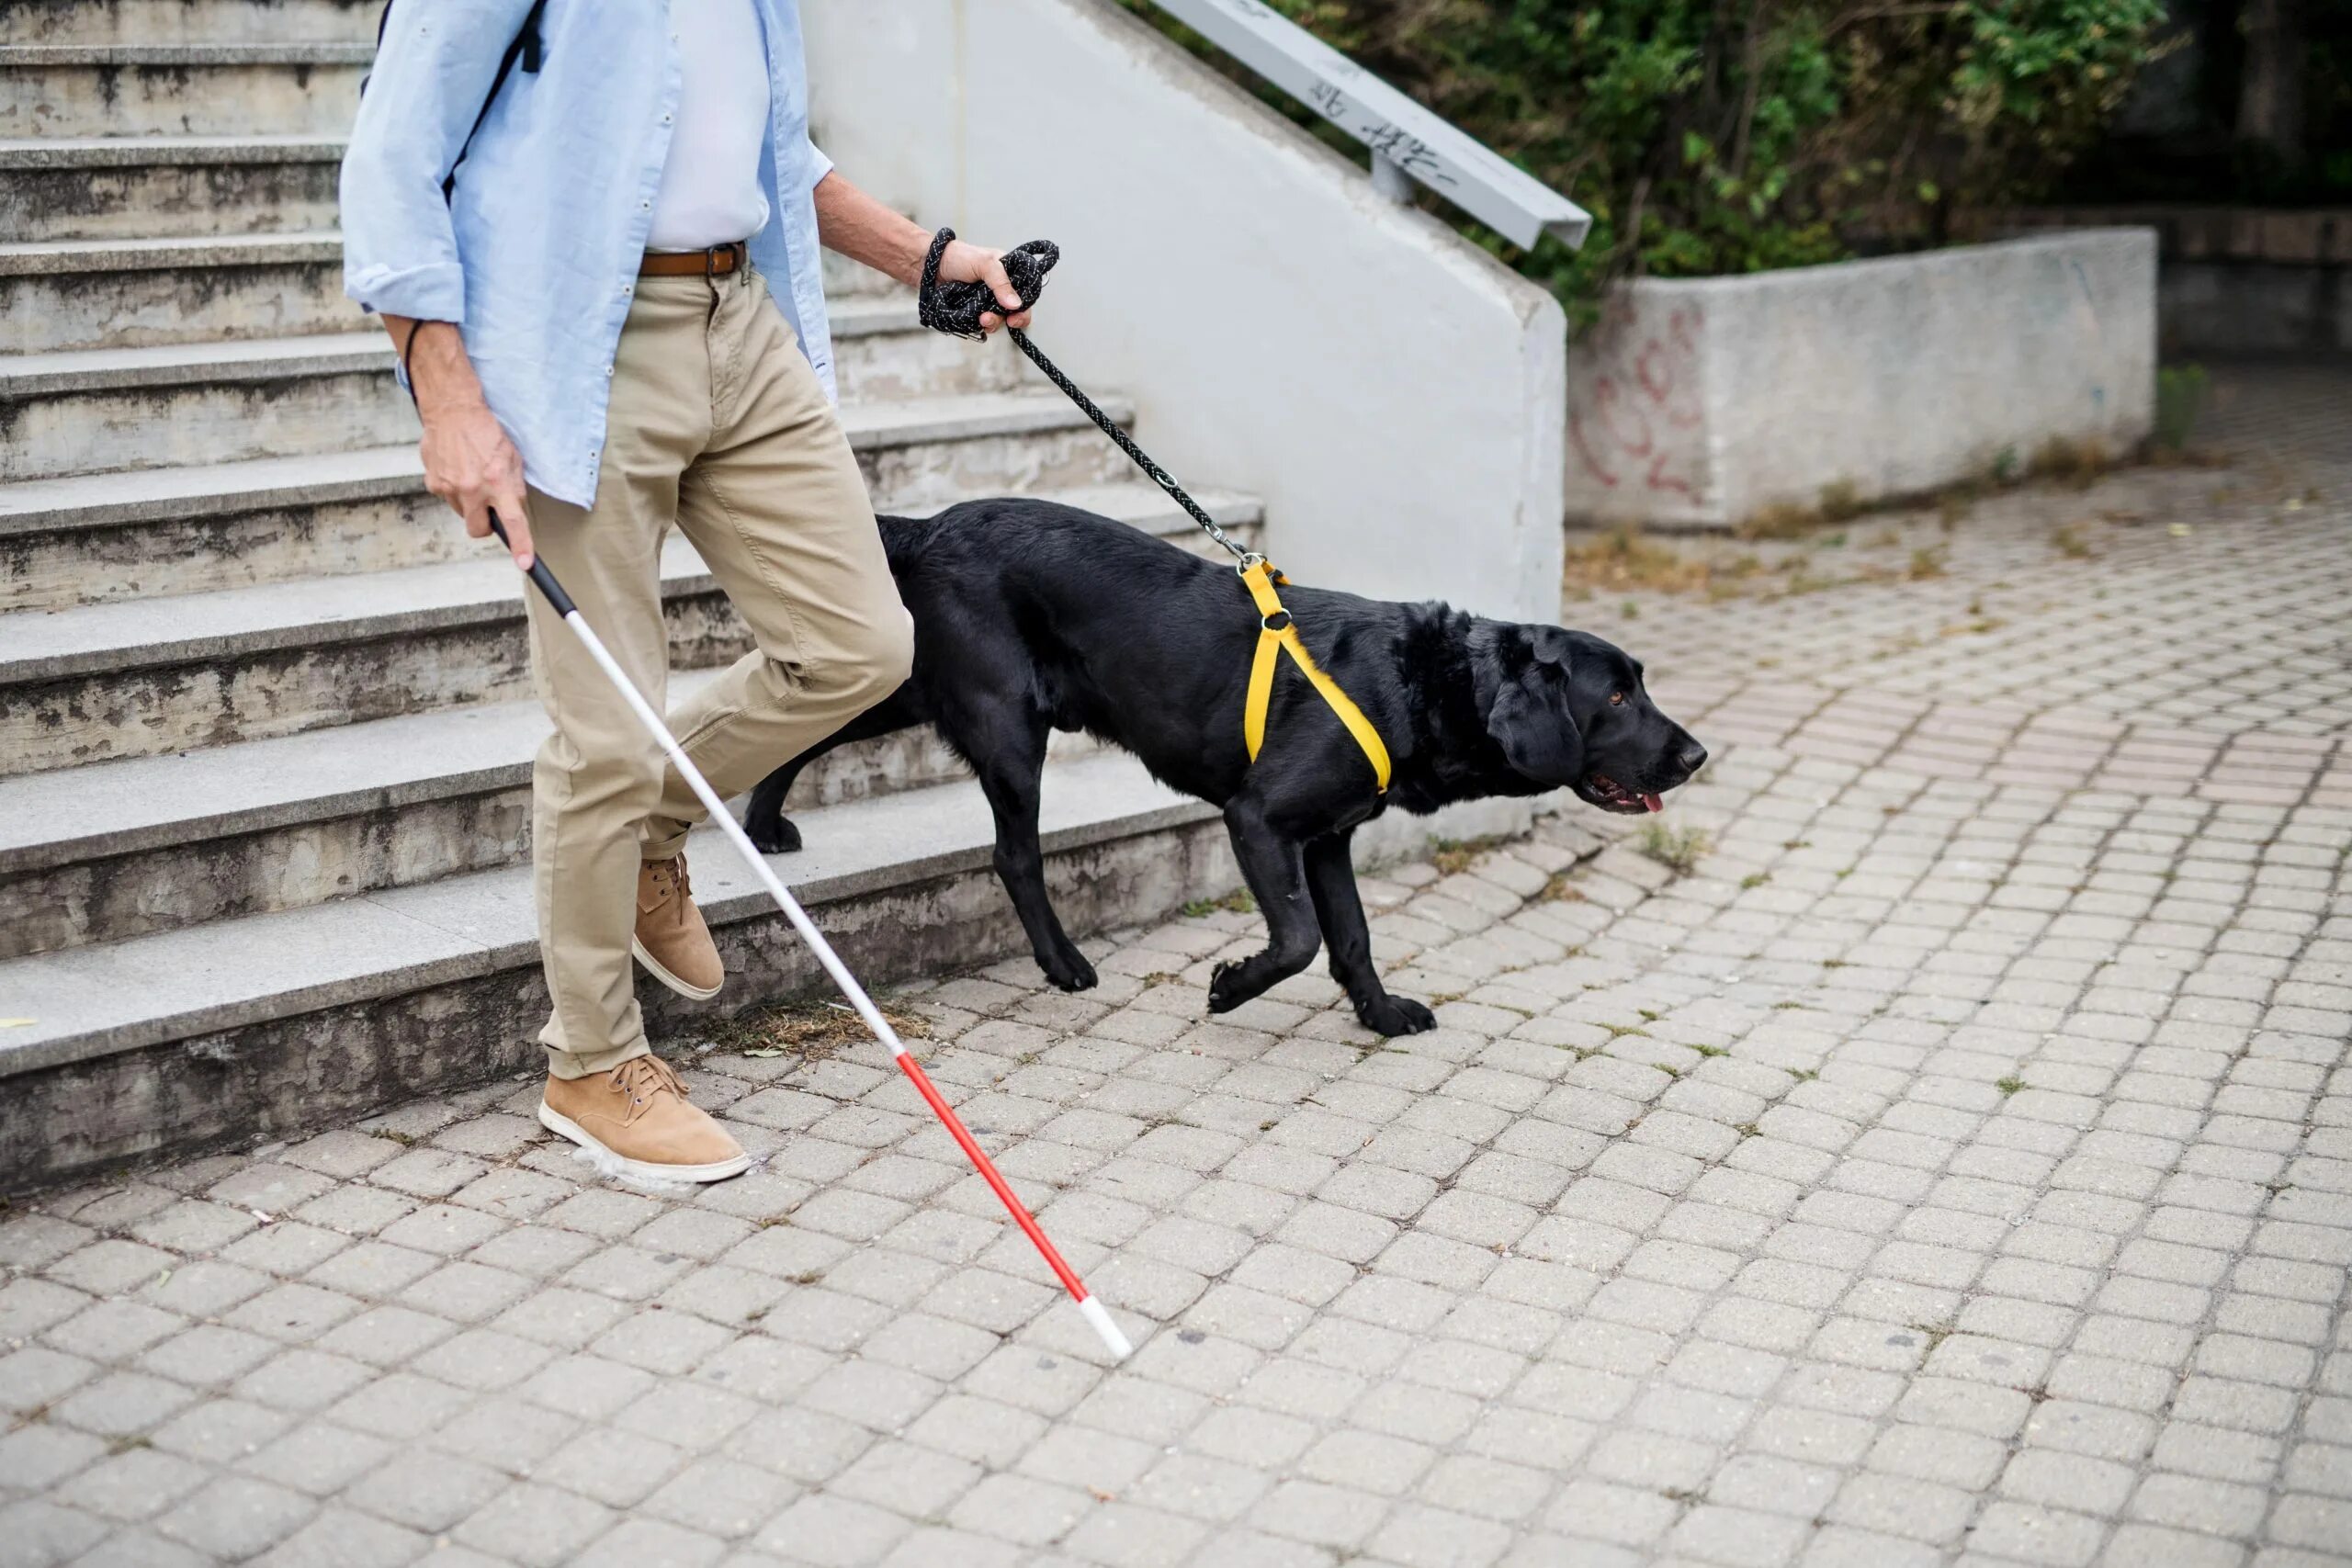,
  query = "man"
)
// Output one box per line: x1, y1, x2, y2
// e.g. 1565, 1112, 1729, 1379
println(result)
343, 0, 1034, 1181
